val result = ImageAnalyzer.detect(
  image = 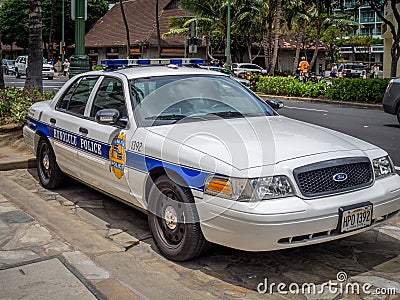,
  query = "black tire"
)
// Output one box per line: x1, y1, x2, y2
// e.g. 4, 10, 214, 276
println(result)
147, 175, 209, 261
397, 107, 400, 125
48, 76, 53, 80
15, 69, 20, 78
37, 138, 65, 189
5, 69, 8, 75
